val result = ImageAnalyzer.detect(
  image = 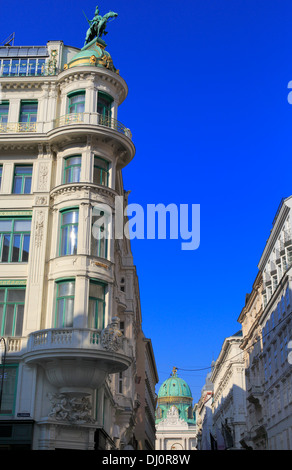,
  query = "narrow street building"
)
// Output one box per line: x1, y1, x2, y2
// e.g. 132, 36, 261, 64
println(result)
256, 197, 292, 449
0, 8, 157, 450
237, 272, 266, 449
210, 331, 246, 450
